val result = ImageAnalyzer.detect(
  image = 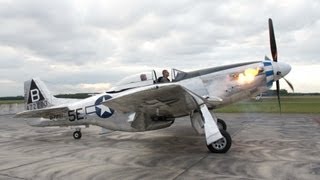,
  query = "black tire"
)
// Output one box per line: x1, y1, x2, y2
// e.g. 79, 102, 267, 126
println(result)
73, 131, 82, 139
207, 129, 232, 153
217, 118, 227, 130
